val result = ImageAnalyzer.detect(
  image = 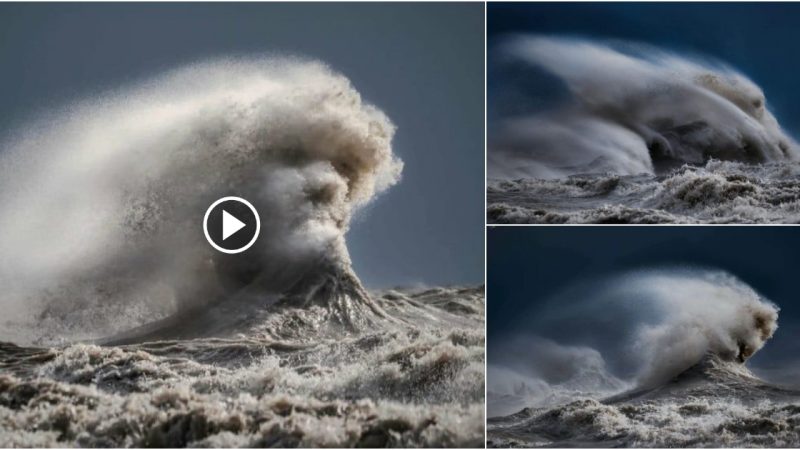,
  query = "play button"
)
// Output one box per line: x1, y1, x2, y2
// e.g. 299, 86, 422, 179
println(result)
222, 210, 246, 240
203, 196, 260, 254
